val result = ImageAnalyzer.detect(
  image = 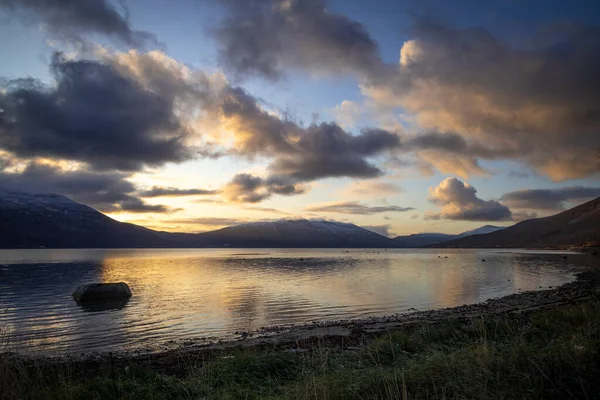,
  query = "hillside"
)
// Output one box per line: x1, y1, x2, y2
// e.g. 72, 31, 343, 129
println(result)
0, 191, 173, 248
436, 197, 600, 248
393, 225, 504, 247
